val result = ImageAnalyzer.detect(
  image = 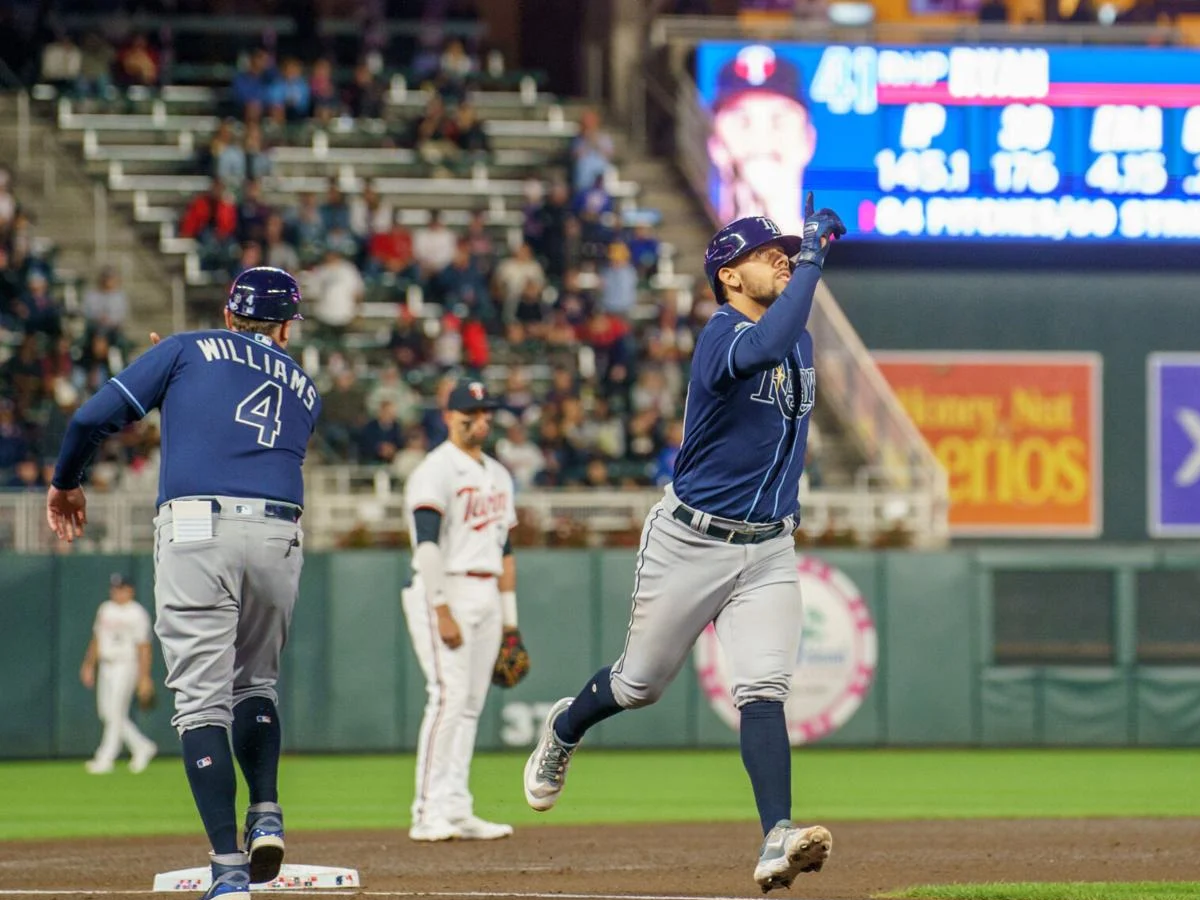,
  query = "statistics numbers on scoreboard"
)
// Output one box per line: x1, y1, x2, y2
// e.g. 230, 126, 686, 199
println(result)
991, 103, 1059, 195
696, 40, 1200, 241
875, 105, 971, 194
1085, 106, 1167, 196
